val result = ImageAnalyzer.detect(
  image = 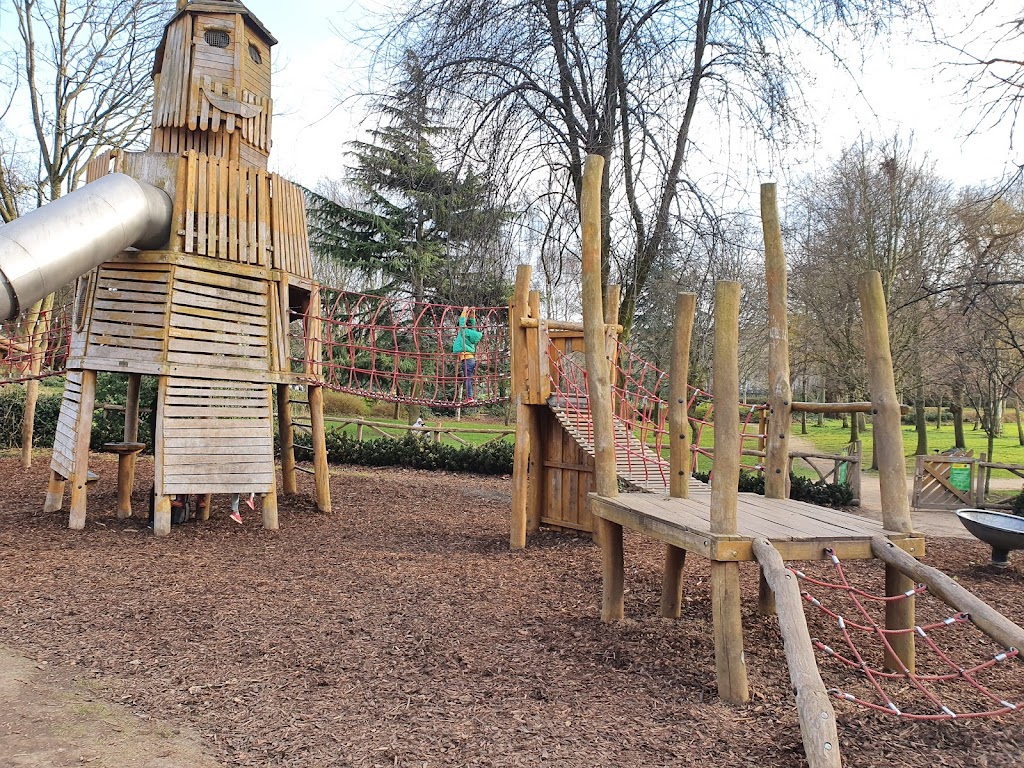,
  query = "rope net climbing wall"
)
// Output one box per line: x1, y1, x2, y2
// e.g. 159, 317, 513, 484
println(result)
293, 288, 510, 407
